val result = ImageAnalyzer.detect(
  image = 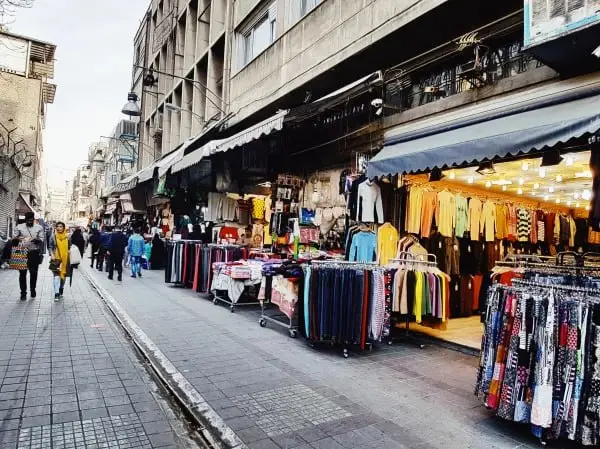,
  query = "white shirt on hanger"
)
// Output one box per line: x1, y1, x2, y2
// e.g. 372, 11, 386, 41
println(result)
356, 180, 384, 223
